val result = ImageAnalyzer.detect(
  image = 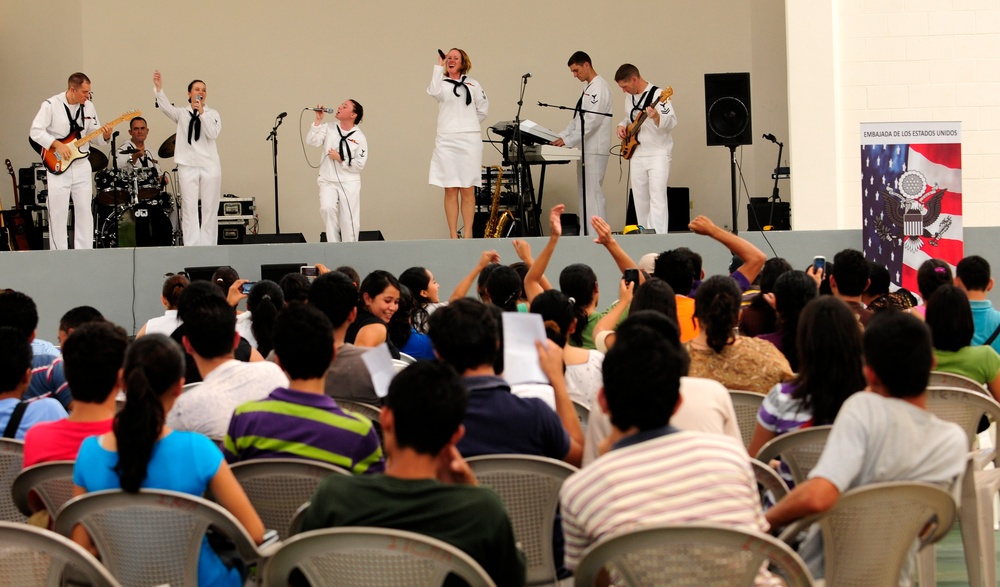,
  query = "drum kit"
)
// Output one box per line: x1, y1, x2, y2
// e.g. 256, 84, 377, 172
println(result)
92, 134, 179, 248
